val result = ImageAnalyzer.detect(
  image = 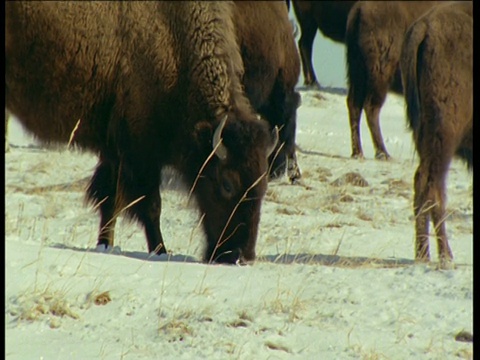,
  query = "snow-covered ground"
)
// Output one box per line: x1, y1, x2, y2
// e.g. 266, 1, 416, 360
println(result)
5, 89, 473, 359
